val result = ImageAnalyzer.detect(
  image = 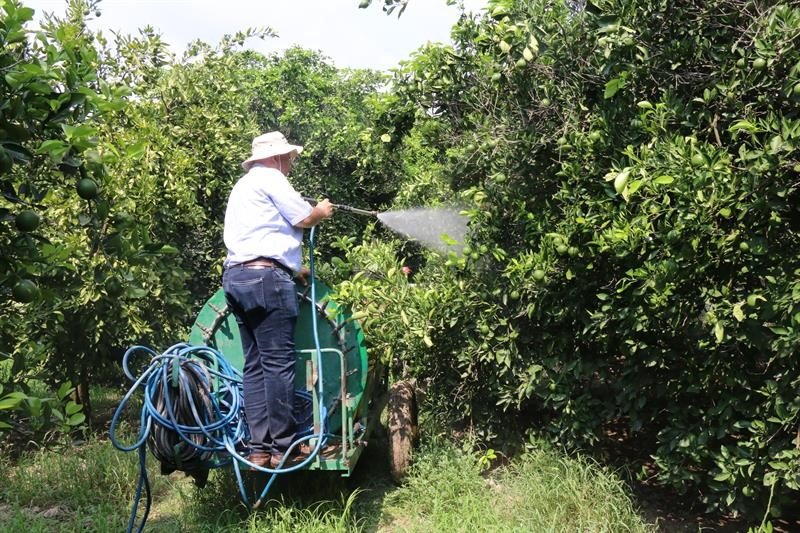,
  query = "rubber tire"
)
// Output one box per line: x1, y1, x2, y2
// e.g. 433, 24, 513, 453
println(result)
387, 379, 418, 483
